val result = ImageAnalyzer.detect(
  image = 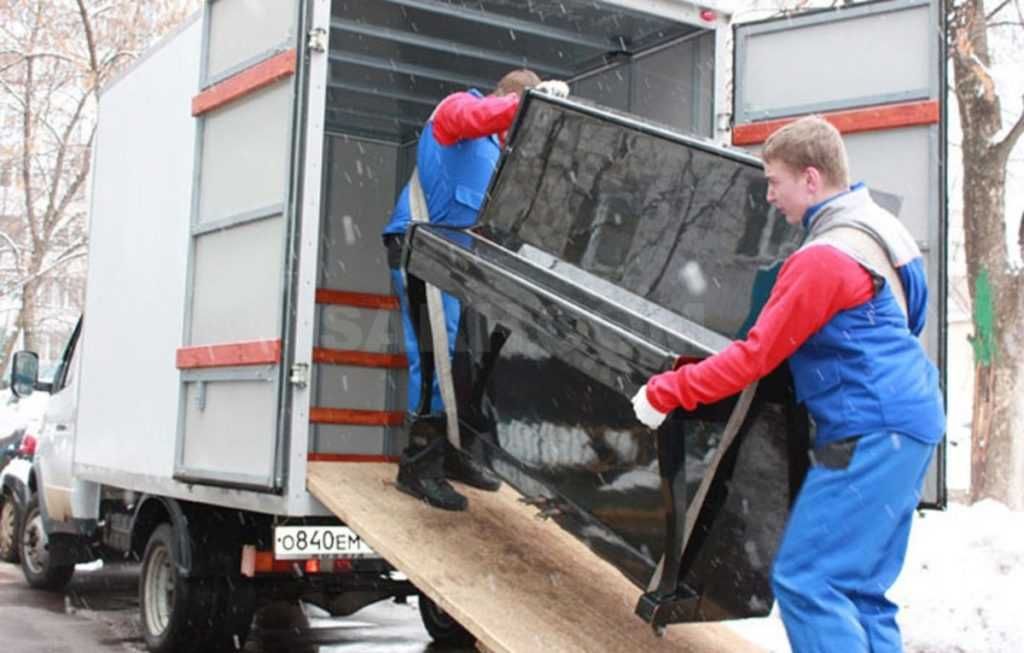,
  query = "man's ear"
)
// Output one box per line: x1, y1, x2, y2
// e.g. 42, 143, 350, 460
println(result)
803, 166, 823, 194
